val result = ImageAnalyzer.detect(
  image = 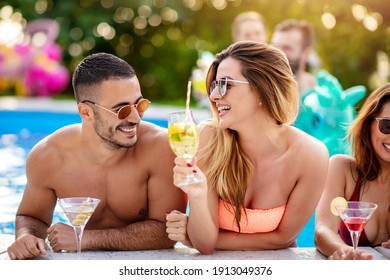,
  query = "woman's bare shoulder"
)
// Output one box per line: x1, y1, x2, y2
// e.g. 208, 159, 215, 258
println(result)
199, 119, 216, 135
329, 154, 356, 171
289, 126, 329, 159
